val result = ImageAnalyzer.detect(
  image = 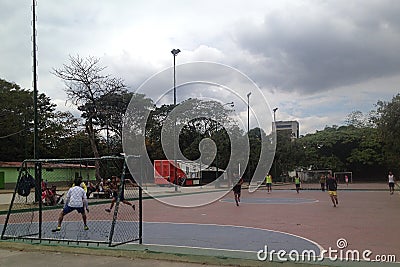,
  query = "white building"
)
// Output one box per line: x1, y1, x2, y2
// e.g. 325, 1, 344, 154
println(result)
273, 120, 300, 139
